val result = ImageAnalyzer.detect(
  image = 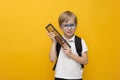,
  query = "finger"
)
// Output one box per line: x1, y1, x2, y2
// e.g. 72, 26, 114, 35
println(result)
49, 33, 55, 38
62, 44, 67, 48
62, 46, 66, 50
63, 50, 67, 53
